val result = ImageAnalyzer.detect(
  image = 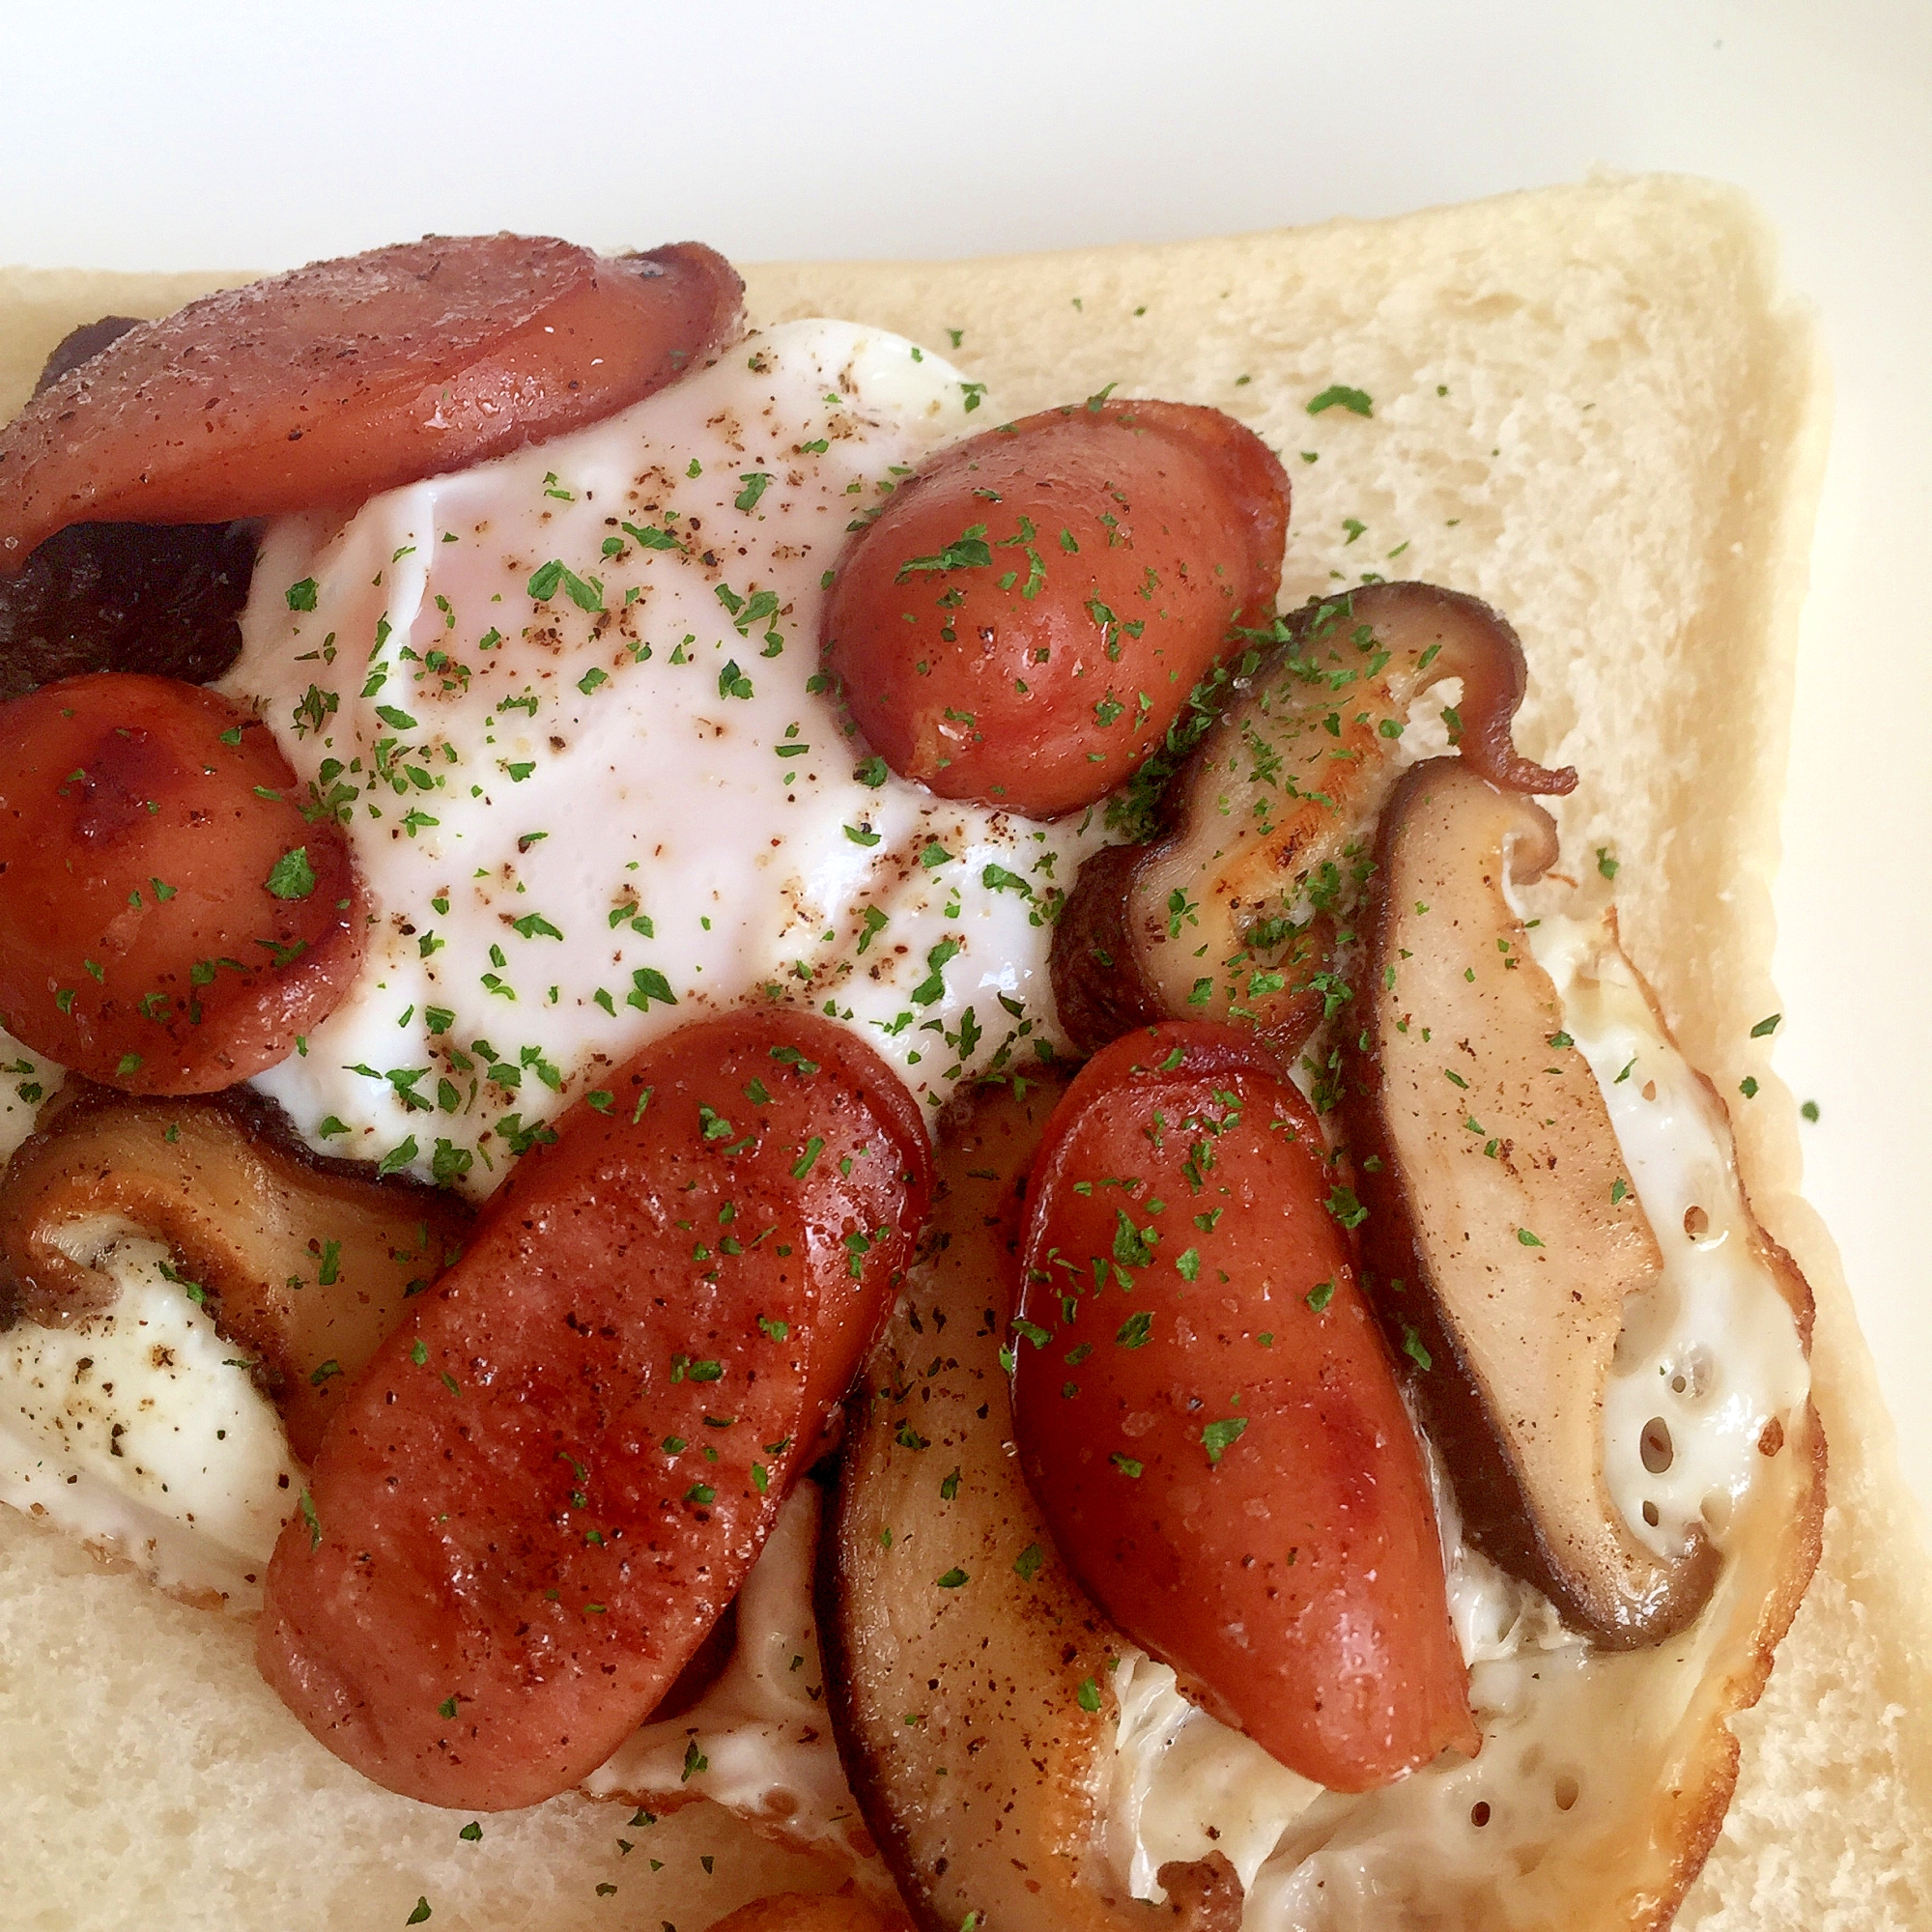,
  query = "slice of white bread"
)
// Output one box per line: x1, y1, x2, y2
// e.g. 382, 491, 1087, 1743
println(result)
0, 172, 1923, 1929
